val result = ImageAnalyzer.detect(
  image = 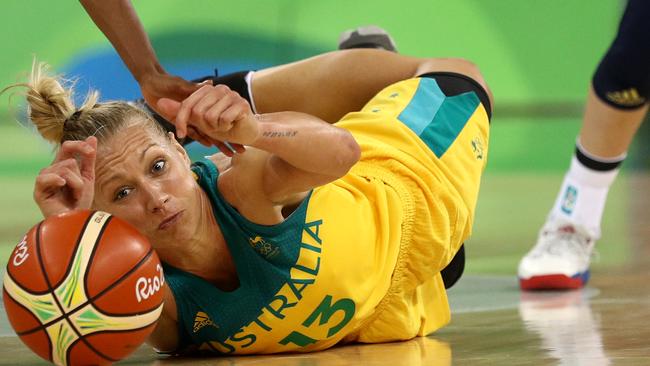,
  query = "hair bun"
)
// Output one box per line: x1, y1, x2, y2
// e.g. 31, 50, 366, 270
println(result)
25, 62, 77, 144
